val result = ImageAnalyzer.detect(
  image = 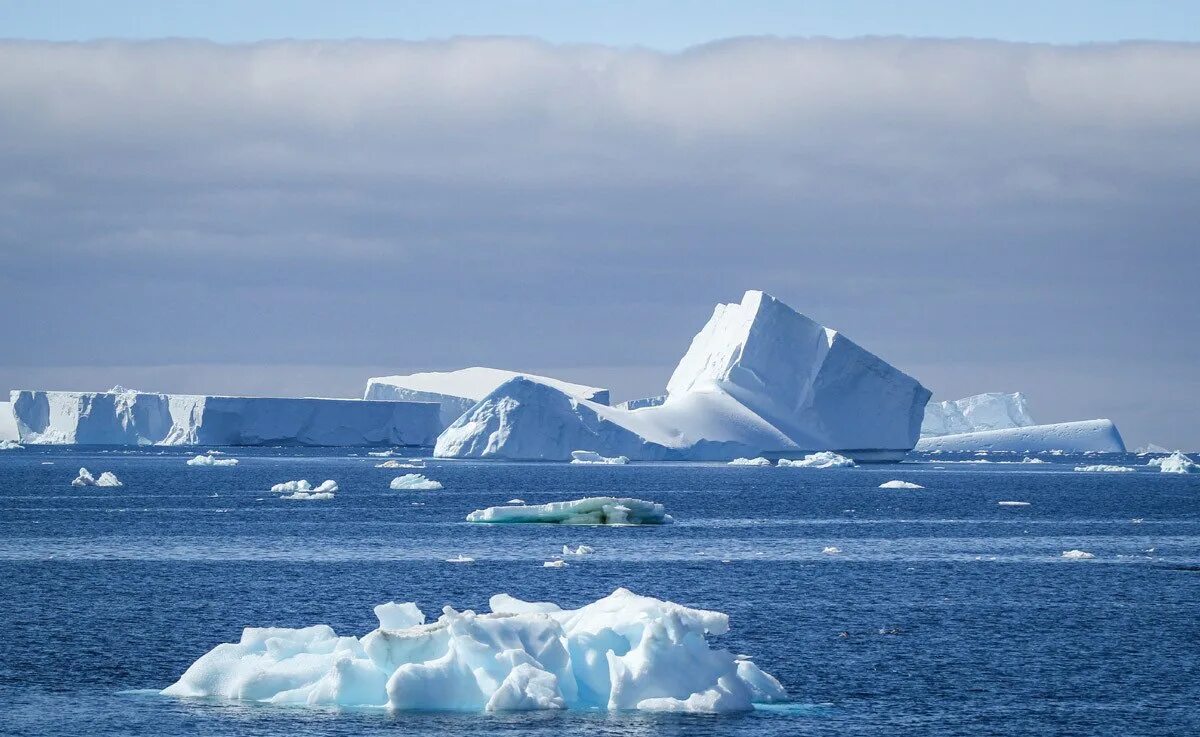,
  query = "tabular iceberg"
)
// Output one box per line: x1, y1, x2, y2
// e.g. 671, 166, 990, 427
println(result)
11, 388, 439, 447
0, 401, 16, 442
914, 419, 1126, 453
466, 497, 672, 525
365, 367, 609, 429
921, 392, 1034, 437
435, 290, 930, 462
160, 588, 783, 713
